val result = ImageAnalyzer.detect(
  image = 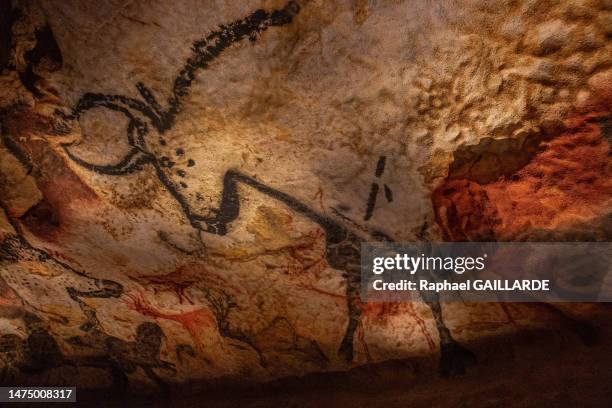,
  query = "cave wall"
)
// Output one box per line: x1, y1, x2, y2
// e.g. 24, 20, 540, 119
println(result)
0, 0, 610, 395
